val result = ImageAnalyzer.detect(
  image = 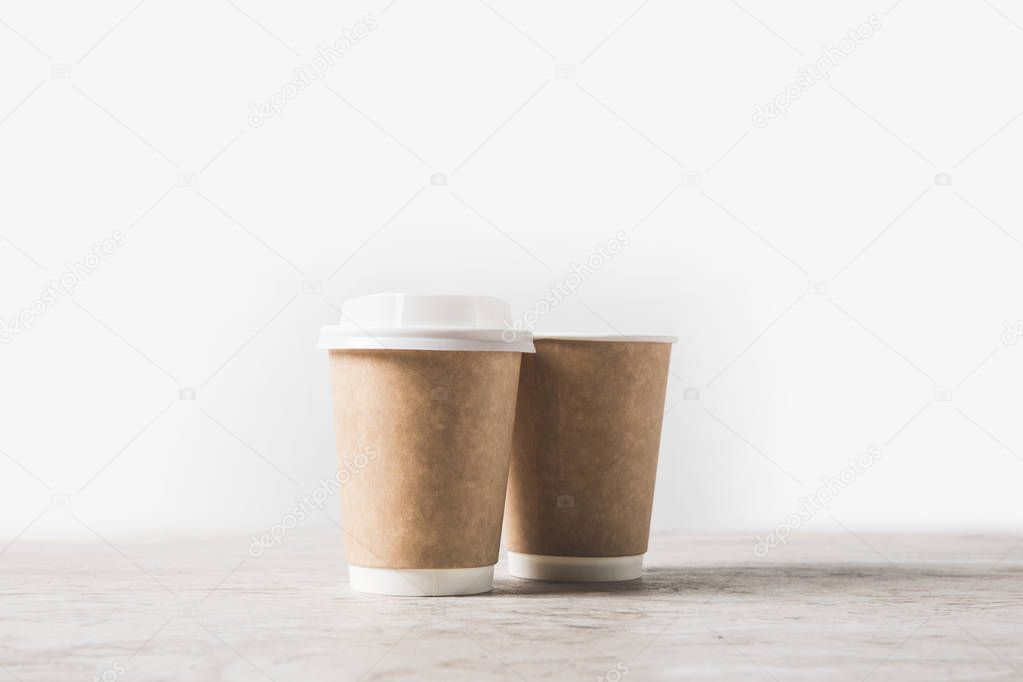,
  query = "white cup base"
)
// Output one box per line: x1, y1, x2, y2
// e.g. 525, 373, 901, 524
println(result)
508, 552, 644, 582
348, 565, 494, 596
